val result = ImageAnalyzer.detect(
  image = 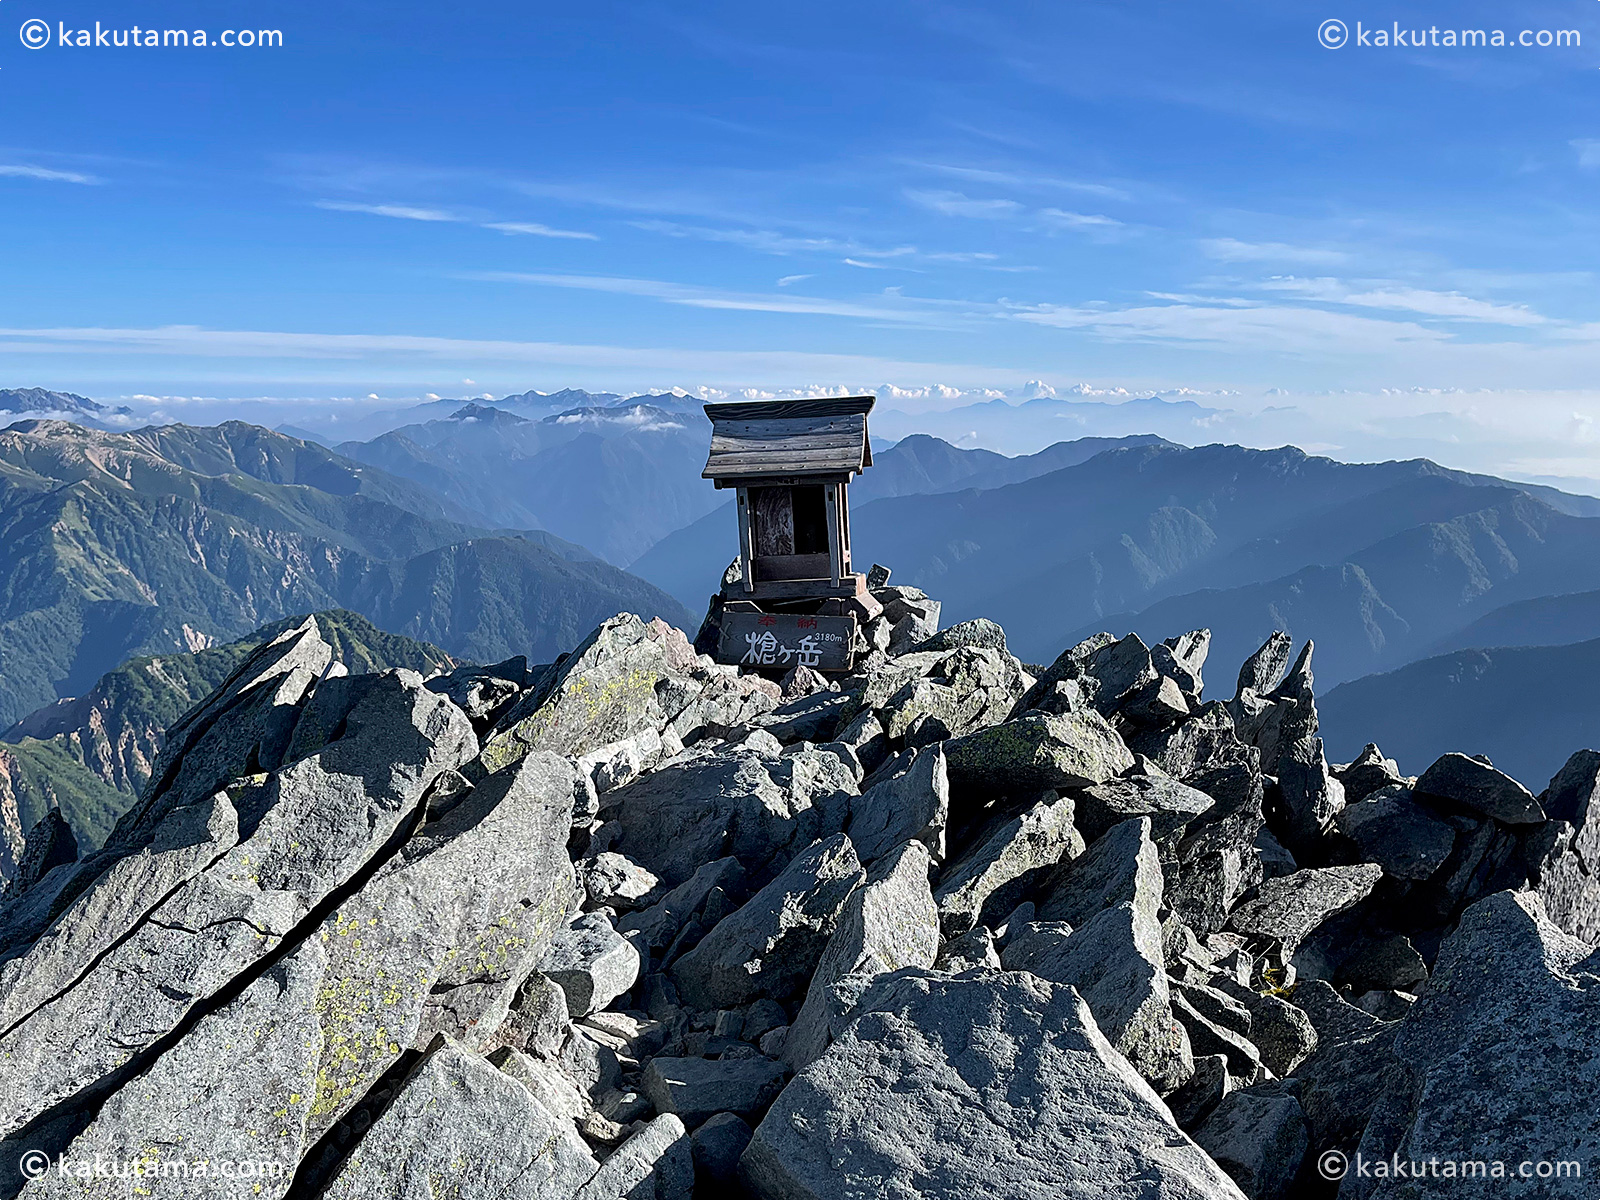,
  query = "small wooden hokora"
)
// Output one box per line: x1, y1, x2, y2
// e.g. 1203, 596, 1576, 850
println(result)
700, 395, 879, 671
